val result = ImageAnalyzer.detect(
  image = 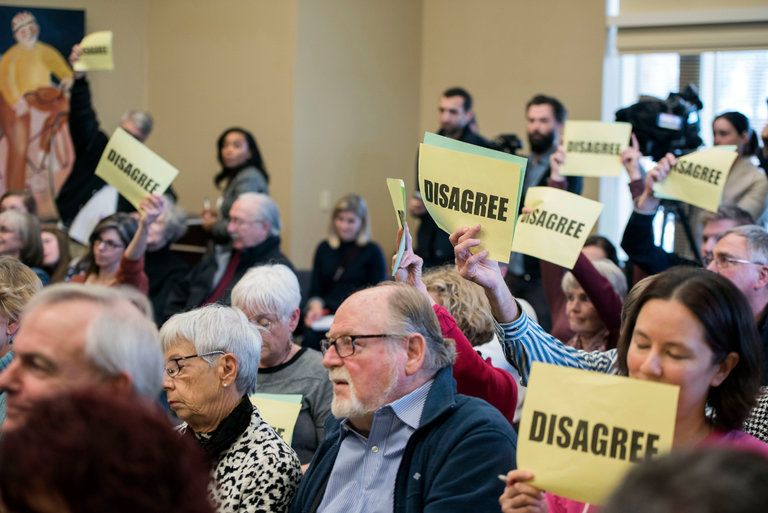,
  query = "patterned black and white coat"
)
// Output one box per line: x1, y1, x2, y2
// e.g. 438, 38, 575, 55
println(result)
183, 409, 302, 513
